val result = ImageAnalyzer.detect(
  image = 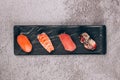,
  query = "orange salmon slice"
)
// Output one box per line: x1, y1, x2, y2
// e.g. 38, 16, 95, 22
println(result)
17, 34, 32, 53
